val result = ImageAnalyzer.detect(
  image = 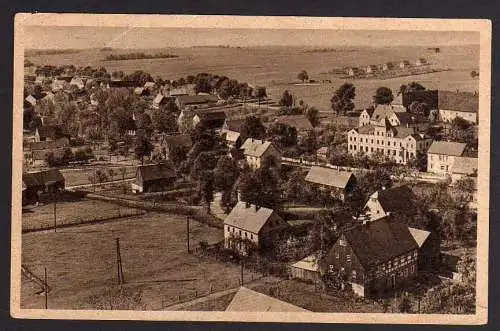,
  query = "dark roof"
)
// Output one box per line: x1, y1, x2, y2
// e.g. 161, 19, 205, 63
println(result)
25, 169, 65, 186
427, 141, 466, 156
194, 110, 226, 121
402, 90, 439, 109
343, 216, 418, 268
224, 201, 278, 234
376, 185, 417, 214
356, 125, 375, 135
163, 134, 193, 149
224, 119, 246, 132
274, 115, 313, 131
22, 172, 44, 188
452, 157, 478, 175
137, 163, 176, 182
305, 167, 354, 189
393, 126, 416, 138
177, 95, 219, 108
438, 91, 478, 113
